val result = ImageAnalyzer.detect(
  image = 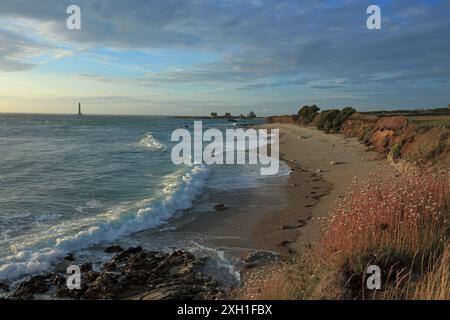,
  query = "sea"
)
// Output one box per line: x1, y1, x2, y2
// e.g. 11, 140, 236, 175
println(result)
0, 114, 289, 286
